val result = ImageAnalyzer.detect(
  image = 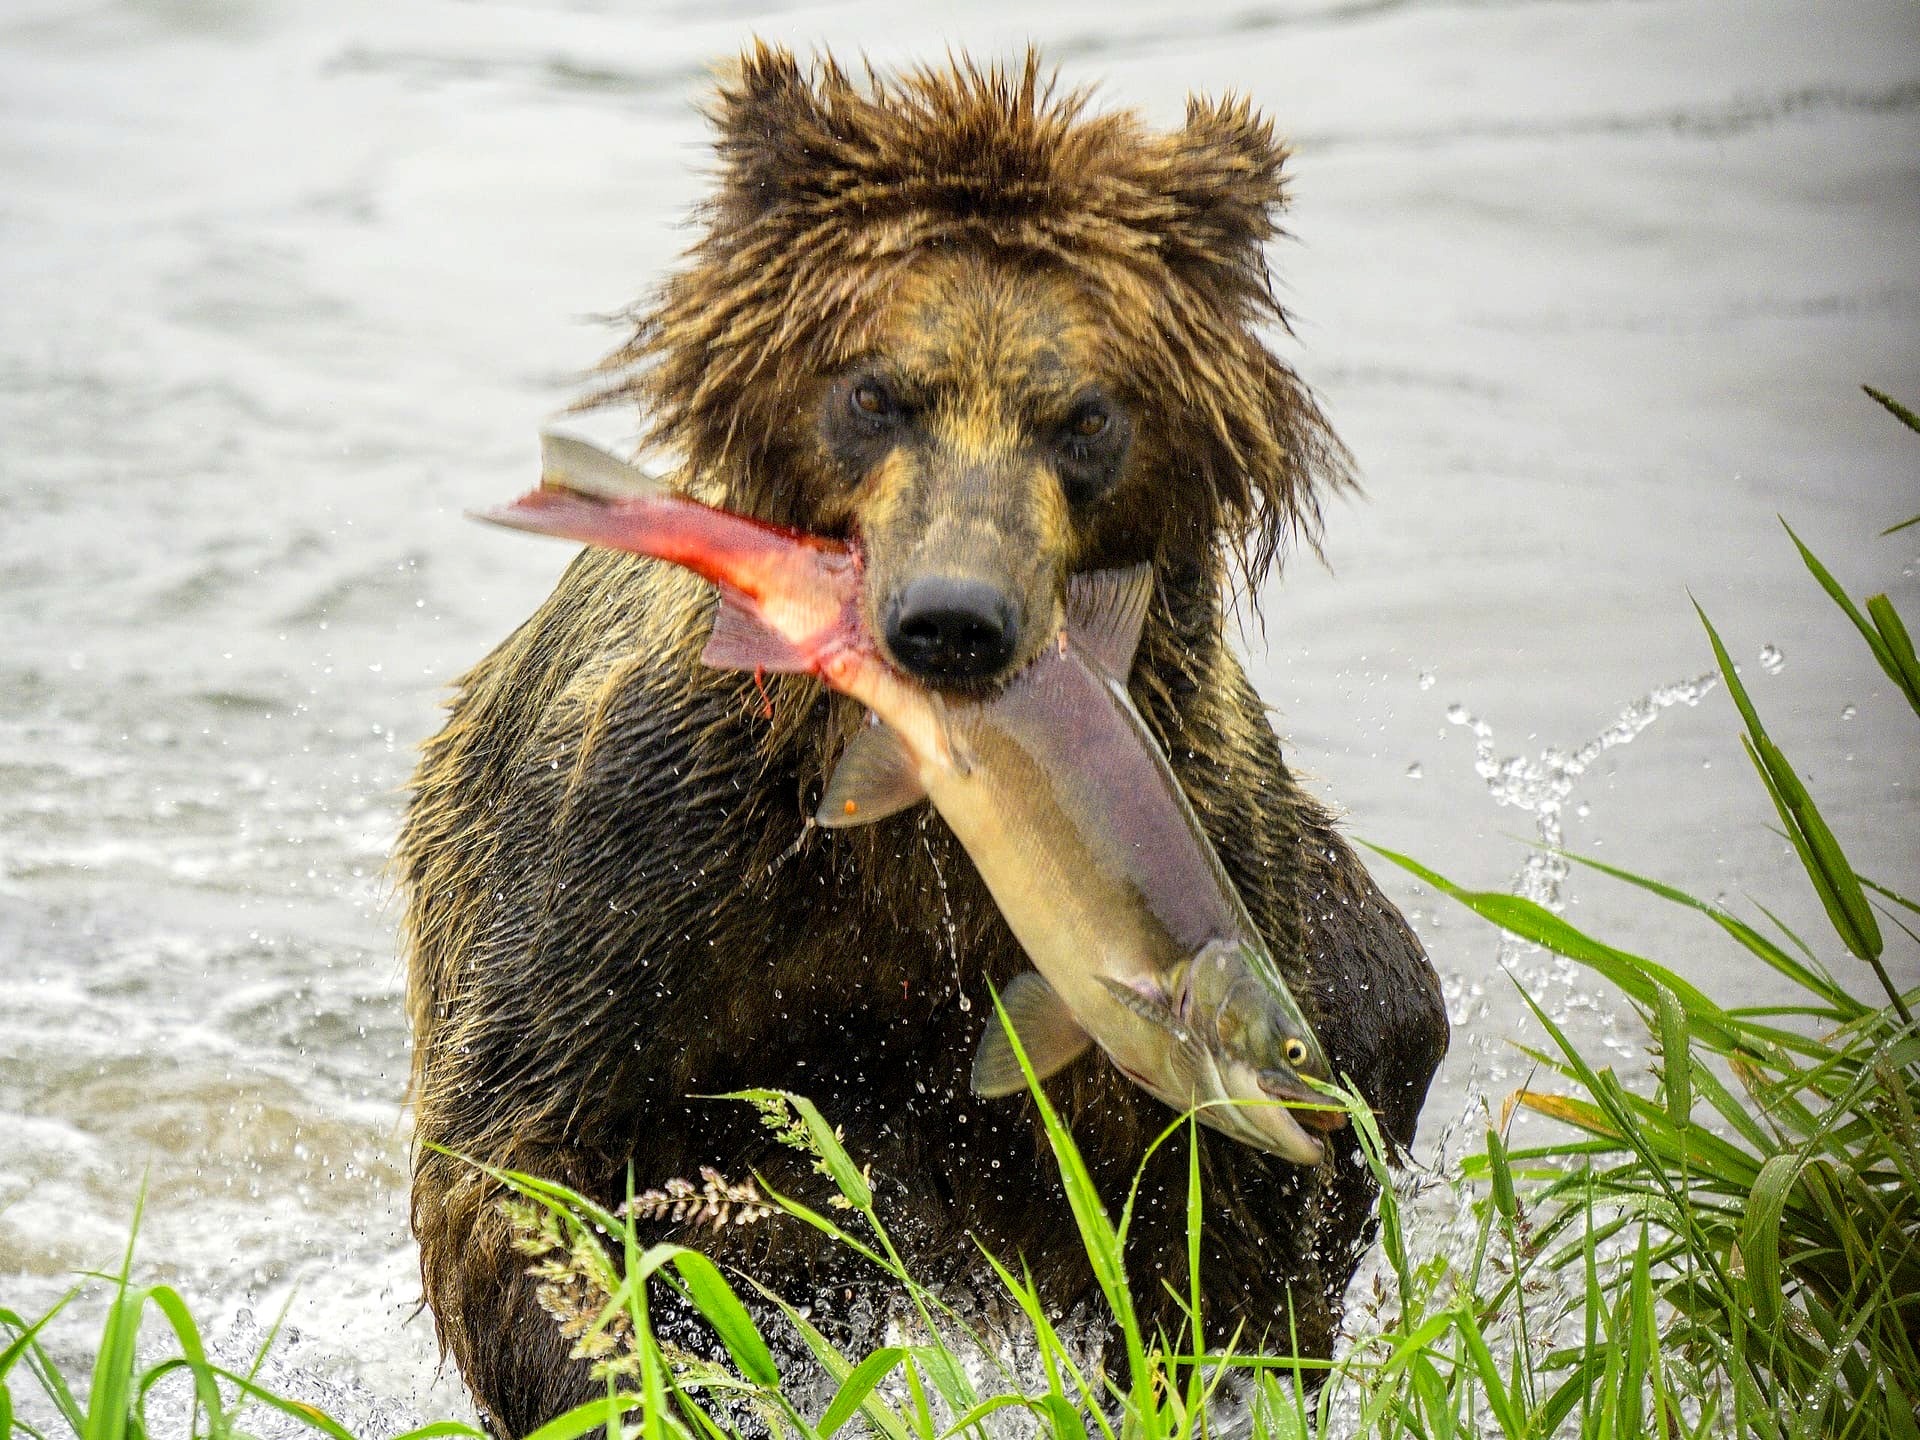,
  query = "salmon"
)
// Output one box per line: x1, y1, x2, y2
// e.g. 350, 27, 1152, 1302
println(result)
478, 434, 1345, 1163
